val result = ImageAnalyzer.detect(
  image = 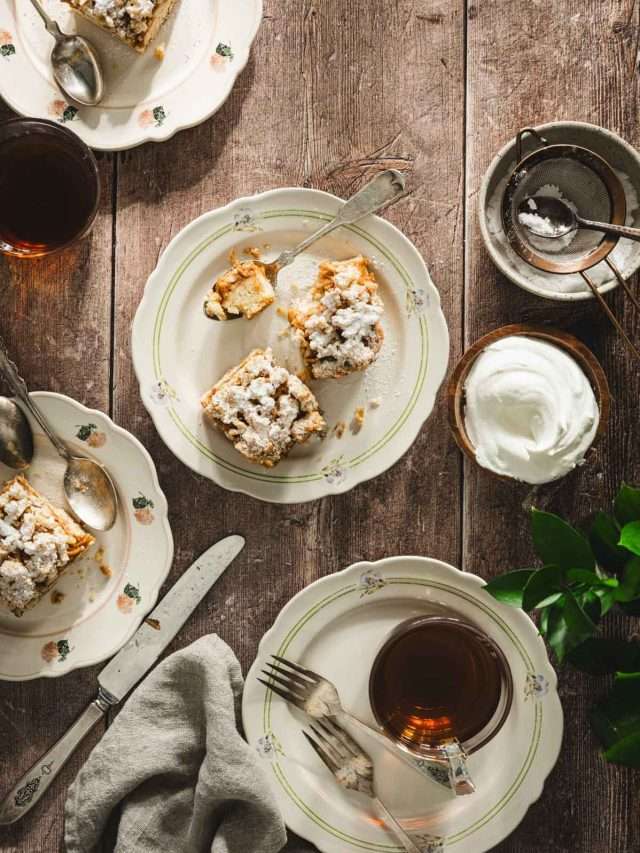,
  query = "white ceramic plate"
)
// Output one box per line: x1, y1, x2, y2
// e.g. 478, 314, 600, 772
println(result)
0, 0, 262, 151
131, 187, 449, 504
0, 392, 173, 681
242, 556, 563, 853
